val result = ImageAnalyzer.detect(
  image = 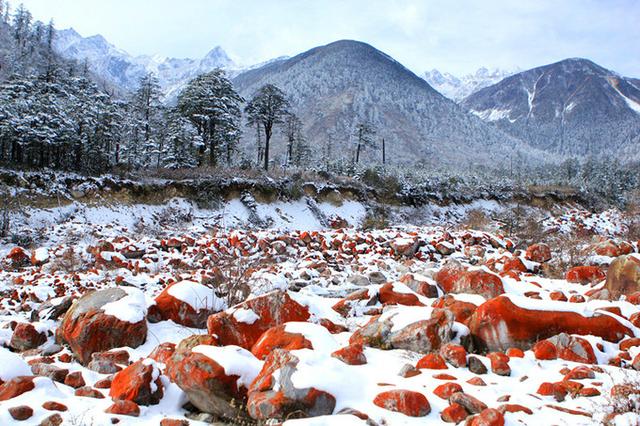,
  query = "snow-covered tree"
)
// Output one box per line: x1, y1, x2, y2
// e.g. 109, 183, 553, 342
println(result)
177, 69, 243, 167
245, 84, 289, 171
